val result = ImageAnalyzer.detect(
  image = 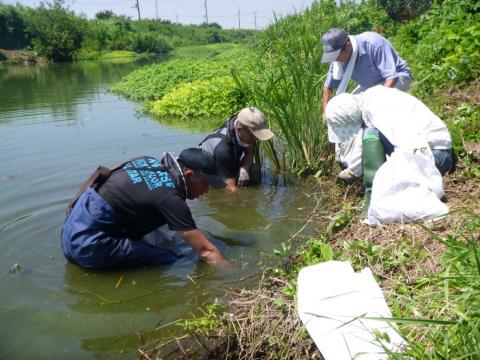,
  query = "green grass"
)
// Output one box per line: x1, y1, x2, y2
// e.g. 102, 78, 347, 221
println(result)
390, 213, 480, 358
170, 43, 244, 59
